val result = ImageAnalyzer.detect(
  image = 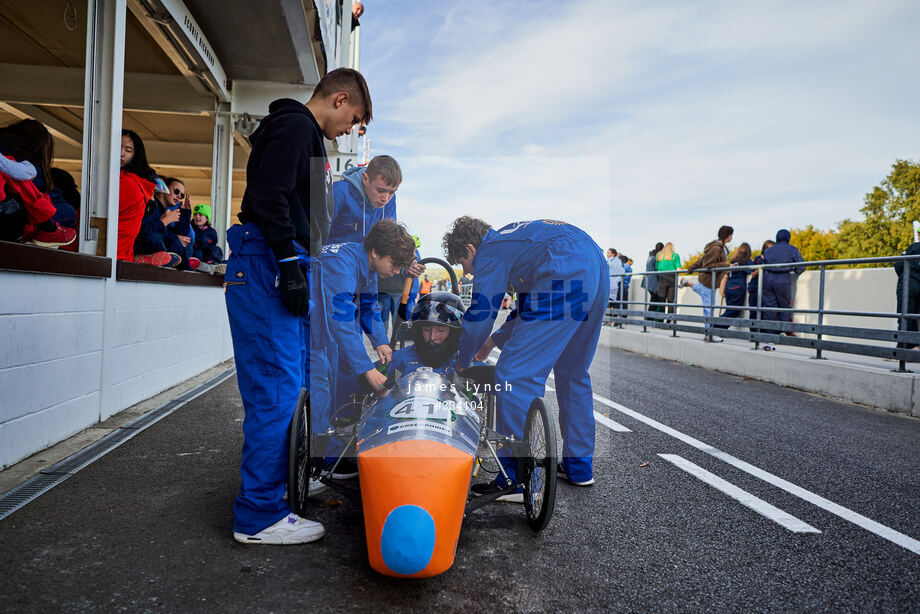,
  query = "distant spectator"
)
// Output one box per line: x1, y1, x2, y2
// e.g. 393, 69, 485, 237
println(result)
655, 242, 681, 315
762, 229, 805, 332
894, 239, 920, 350
191, 203, 224, 273
620, 255, 632, 293
607, 248, 625, 327
420, 276, 432, 295
134, 177, 199, 269
715, 242, 752, 330
748, 239, 774, 335
641, 242, 664, 314
0, 119, 76, 229
682, 225, 734, 342
119, 130, 158, 261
